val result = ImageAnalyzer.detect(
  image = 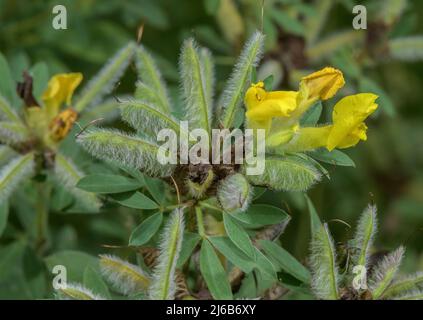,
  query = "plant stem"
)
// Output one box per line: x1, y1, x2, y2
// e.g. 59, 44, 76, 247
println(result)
195, 206, 206, 238
198, 201, 222, 212
35, 181, 50, 254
